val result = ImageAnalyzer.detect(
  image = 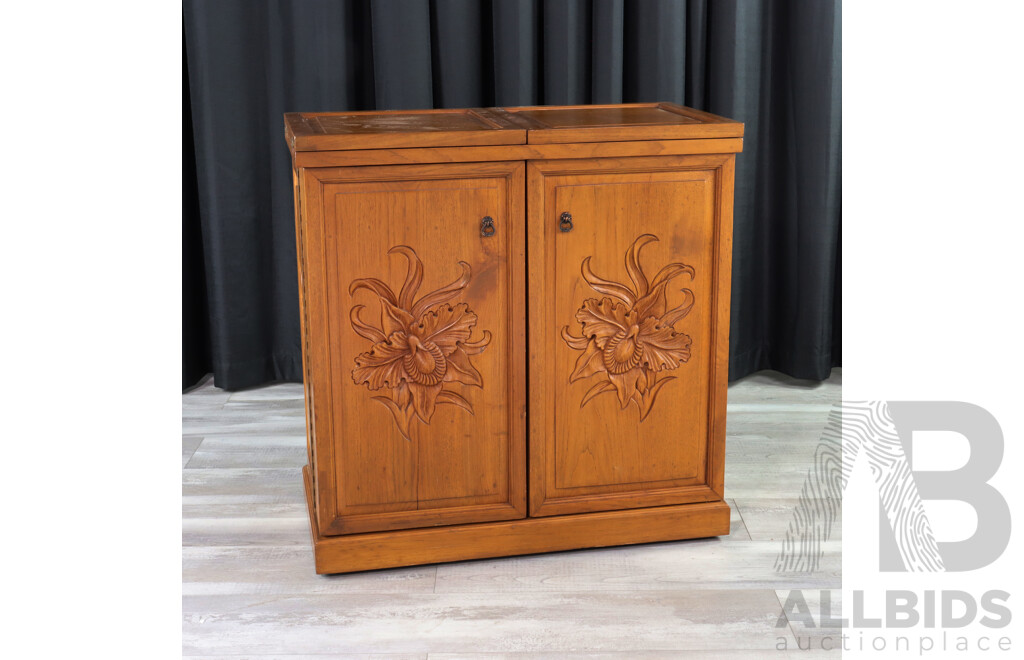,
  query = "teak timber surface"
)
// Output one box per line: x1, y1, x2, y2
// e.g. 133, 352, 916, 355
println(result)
527, 154, 733, 517
288, 103, 741, 573
499, 103, 743, 143
291, 138, 744, 168
303, 466, 731, 574
300, 162, 527, 536
285, 108, 526, 151
285, 103, 742, 152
